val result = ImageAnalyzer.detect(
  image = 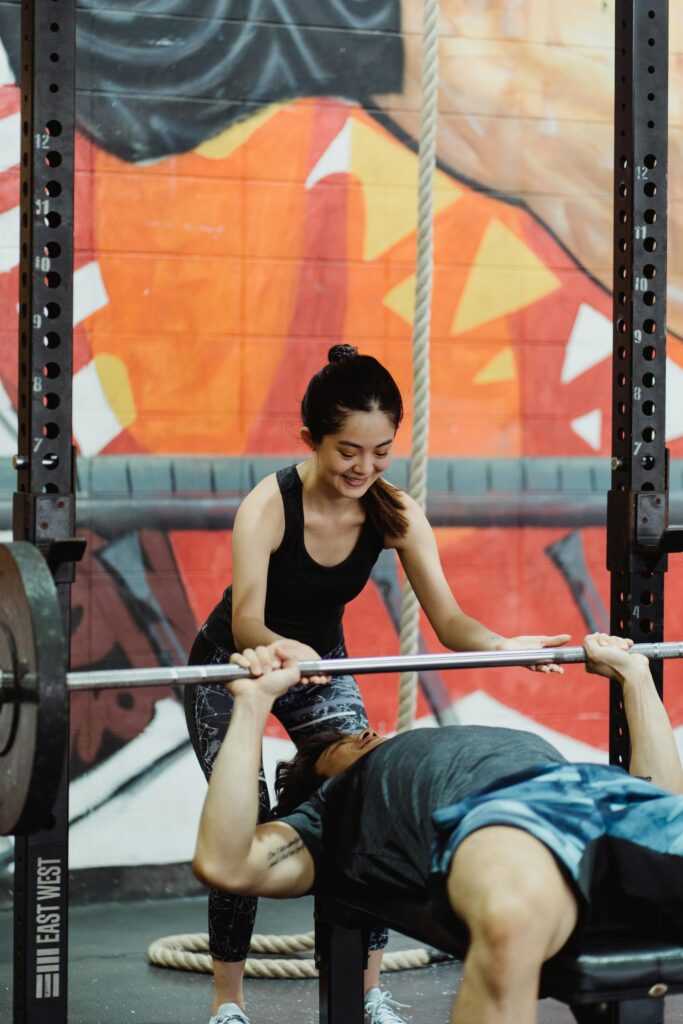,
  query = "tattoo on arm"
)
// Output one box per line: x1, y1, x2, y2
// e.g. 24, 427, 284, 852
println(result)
267, 836, 304, 869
